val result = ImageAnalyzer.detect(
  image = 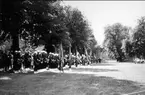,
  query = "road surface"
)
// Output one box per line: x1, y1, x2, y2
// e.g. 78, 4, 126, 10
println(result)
93, 62, 145, 85
46, 61, 145, 85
